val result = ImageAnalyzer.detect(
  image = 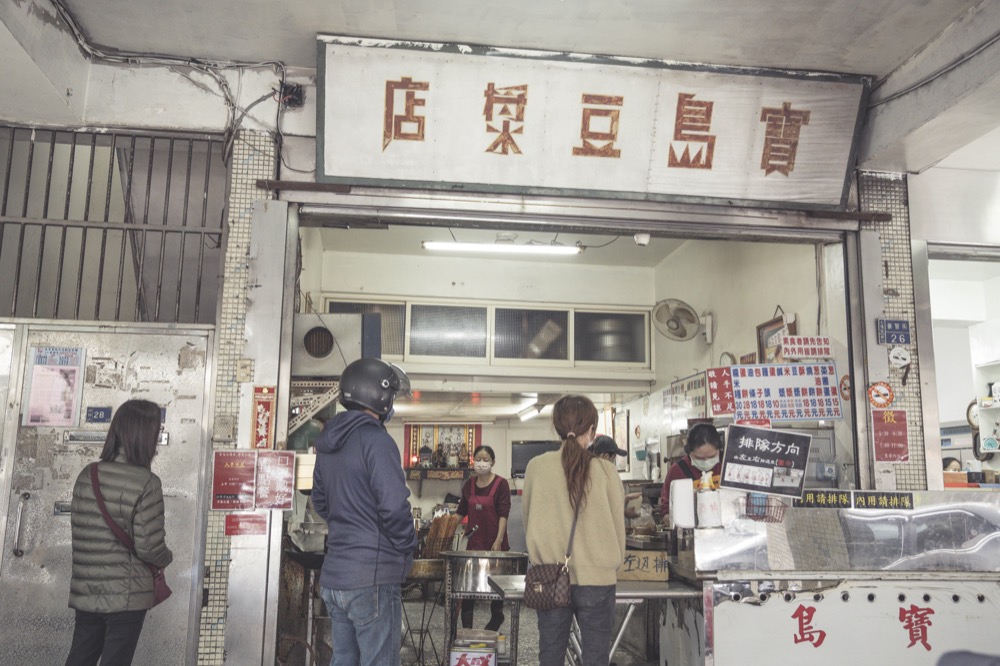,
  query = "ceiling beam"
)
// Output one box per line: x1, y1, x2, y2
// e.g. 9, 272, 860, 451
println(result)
858, 1, 1000, 173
